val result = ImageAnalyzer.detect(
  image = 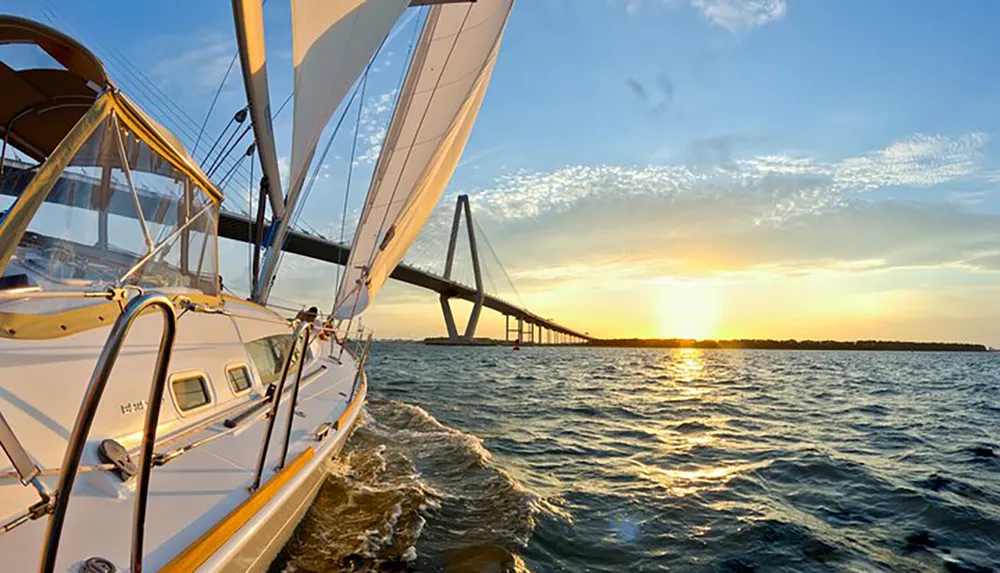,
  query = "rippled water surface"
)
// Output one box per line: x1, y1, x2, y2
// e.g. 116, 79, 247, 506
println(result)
274, 345, 1000, 572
